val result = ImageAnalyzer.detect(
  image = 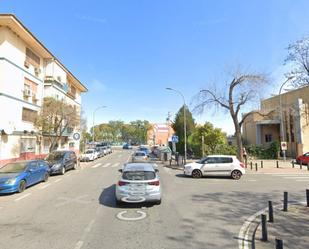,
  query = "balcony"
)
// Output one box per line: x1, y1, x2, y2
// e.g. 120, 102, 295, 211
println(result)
44, 76, 67, 91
